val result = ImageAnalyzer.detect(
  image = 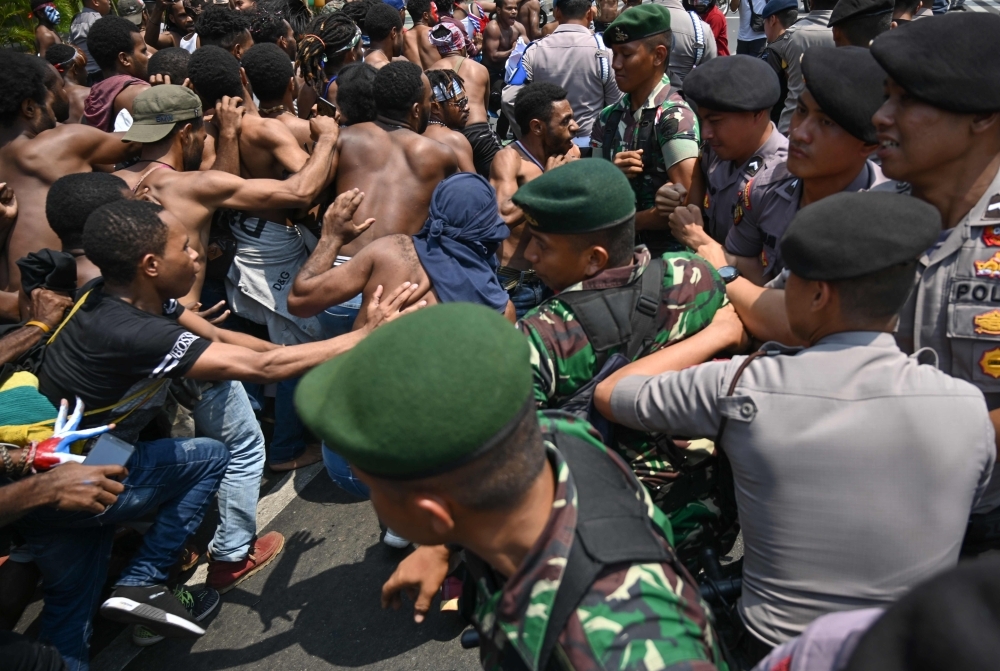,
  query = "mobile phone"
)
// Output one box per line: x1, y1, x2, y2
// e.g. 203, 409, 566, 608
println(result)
317, 96, 337, 118
84, 433, 135, 467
